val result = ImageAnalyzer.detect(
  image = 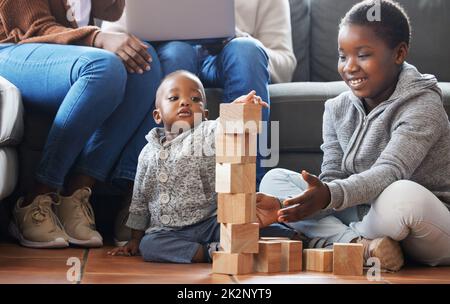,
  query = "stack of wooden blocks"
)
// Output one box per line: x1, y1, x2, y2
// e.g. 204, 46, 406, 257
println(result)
211, 103, 363, 277
212, 103, 261, 275
212, 103, 304, 275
